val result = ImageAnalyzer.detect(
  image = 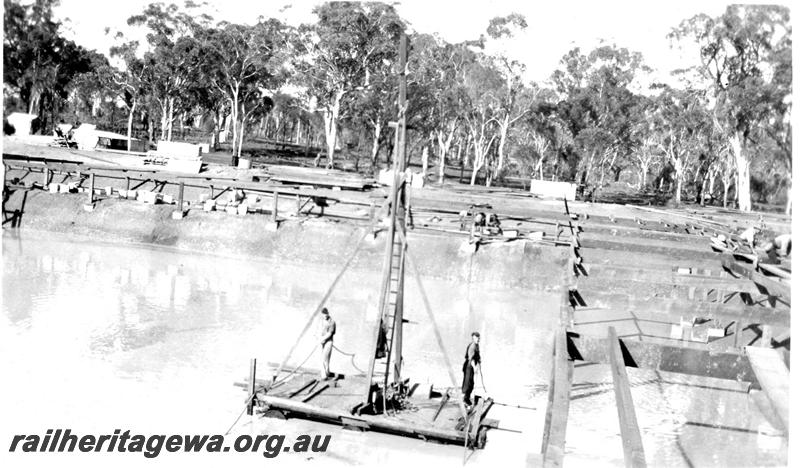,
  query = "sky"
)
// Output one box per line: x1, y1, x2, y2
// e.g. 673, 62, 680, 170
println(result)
51, 0, 786, 84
